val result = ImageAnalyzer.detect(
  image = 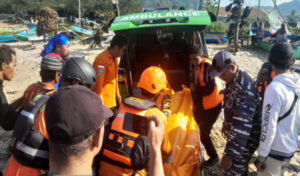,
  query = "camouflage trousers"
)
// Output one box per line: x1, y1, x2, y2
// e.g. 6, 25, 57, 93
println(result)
223, 148, 254, 176
224, 132, 260, 176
